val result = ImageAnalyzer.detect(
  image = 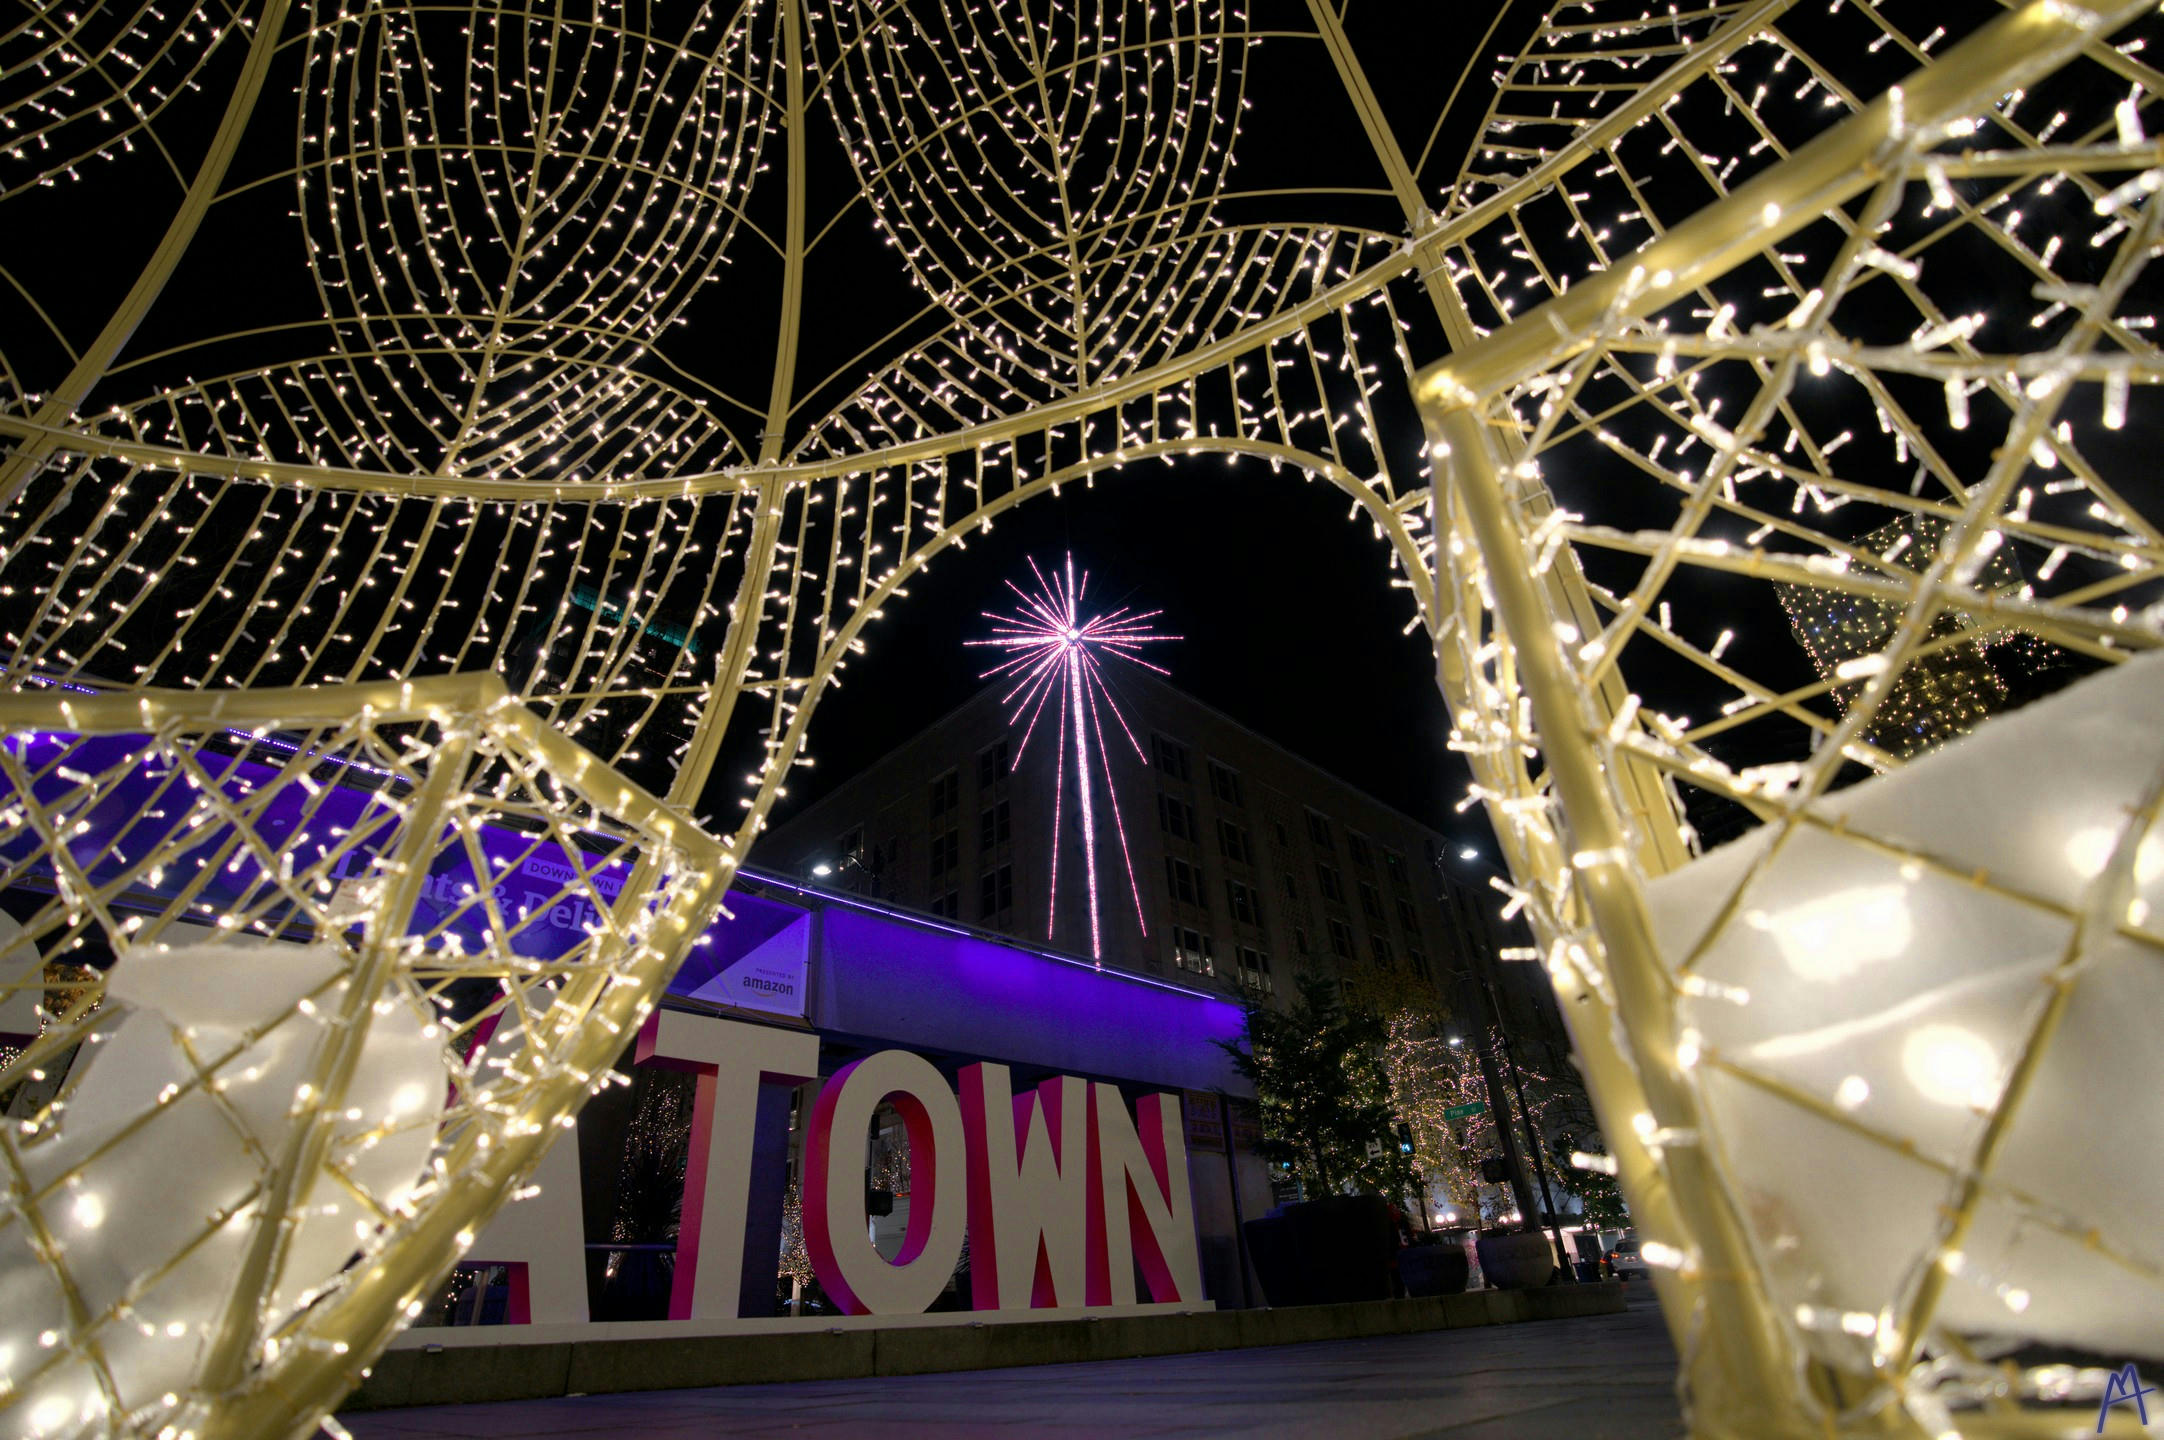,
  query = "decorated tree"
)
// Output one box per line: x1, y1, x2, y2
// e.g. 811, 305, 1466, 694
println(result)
1221, 971, 1414, 1199
1380, 1011, 1627, 1229
778, 1182, 814, 1288
1381, 1011, 1488, 1214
